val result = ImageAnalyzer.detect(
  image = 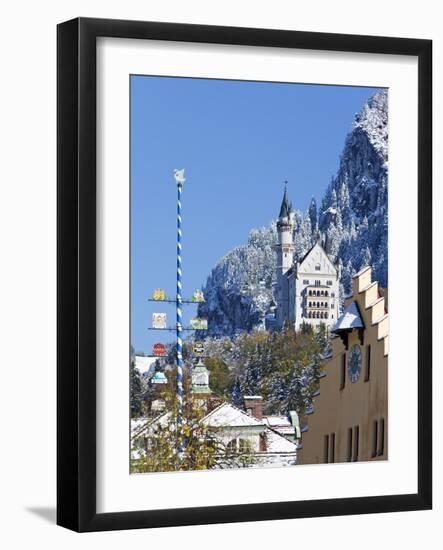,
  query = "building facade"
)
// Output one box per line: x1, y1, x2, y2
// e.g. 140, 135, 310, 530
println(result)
297, 266, 388, 464
131, 365, 301, 468
274, 189, 340, 331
